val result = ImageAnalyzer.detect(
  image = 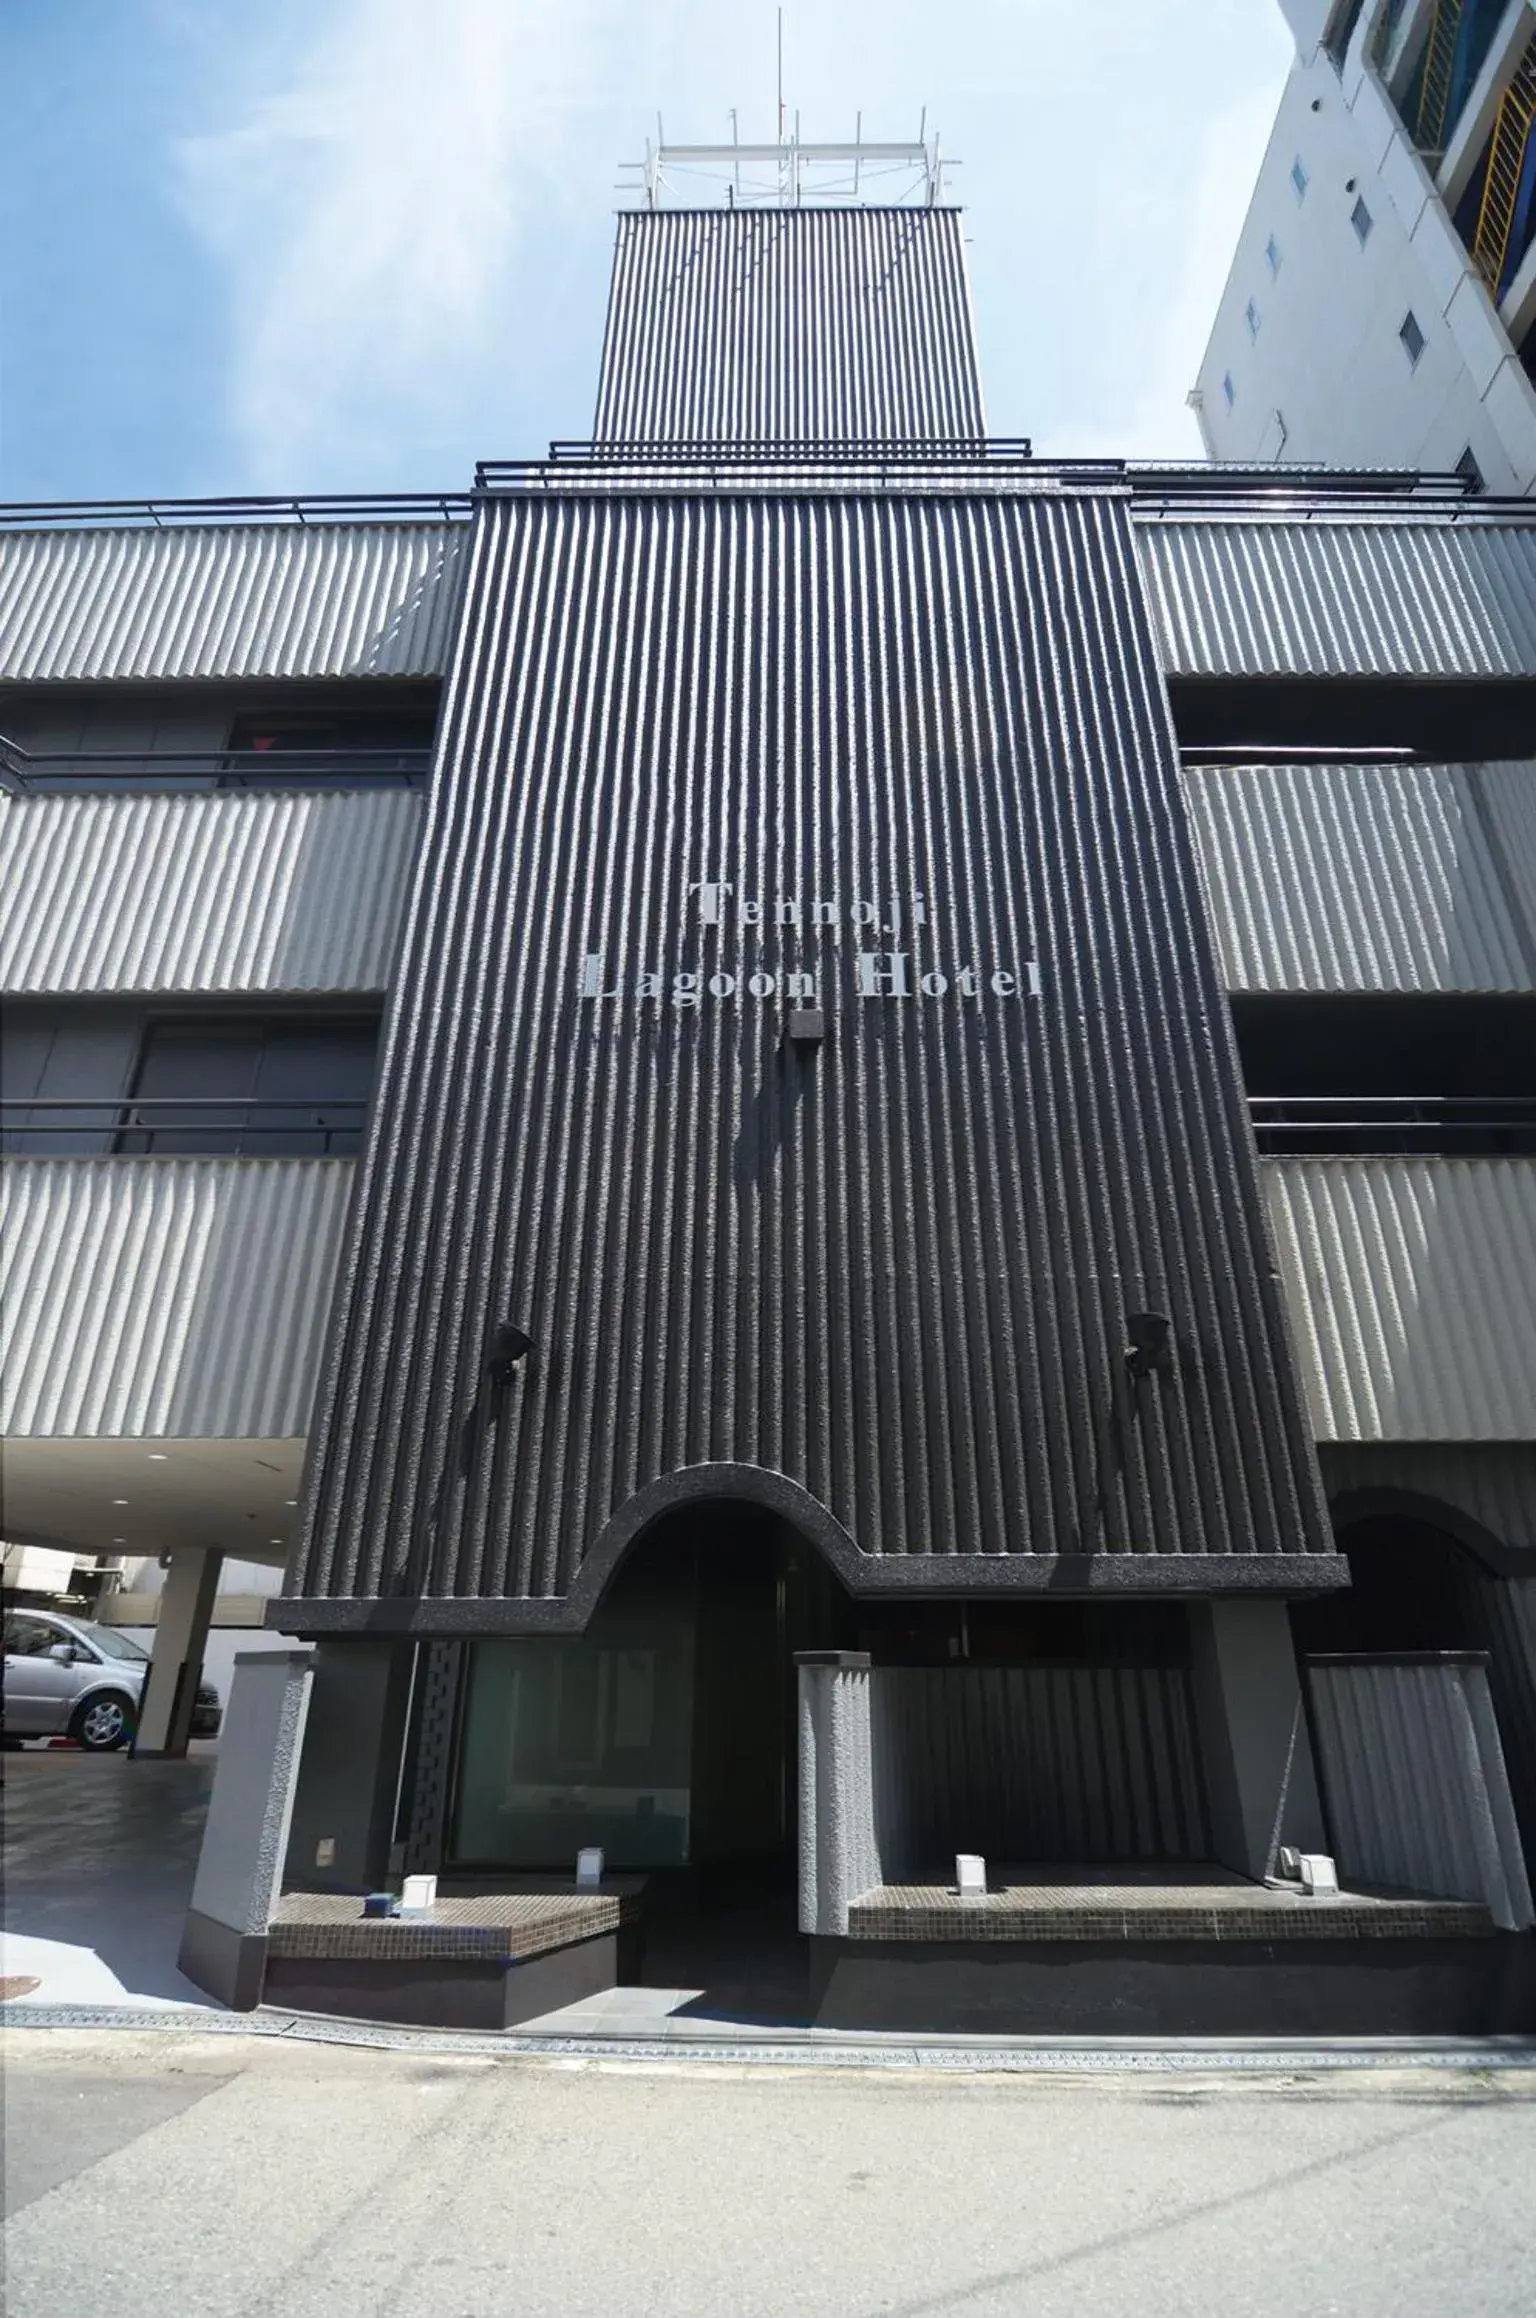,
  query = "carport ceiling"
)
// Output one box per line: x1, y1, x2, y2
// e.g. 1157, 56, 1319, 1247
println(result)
0, 1439, 303, 1562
